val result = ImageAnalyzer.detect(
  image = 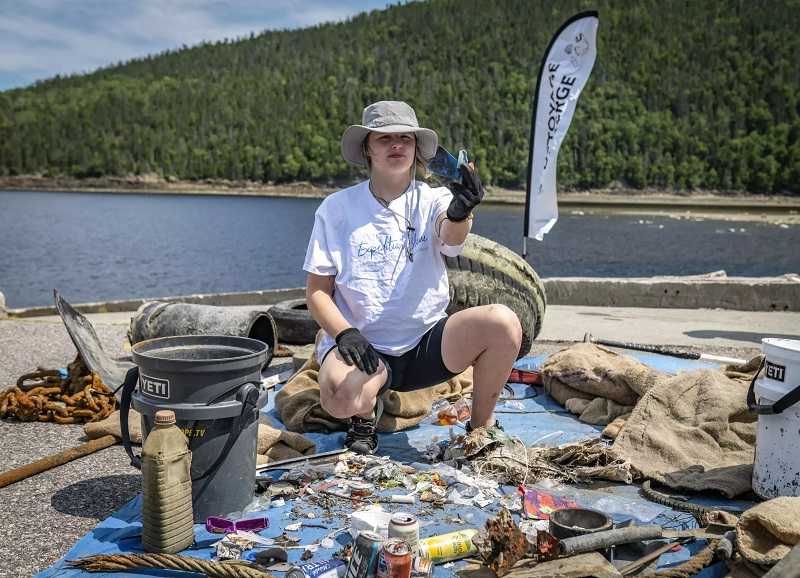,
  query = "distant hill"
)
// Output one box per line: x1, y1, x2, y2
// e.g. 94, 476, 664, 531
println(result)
1, 0, 798, 193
